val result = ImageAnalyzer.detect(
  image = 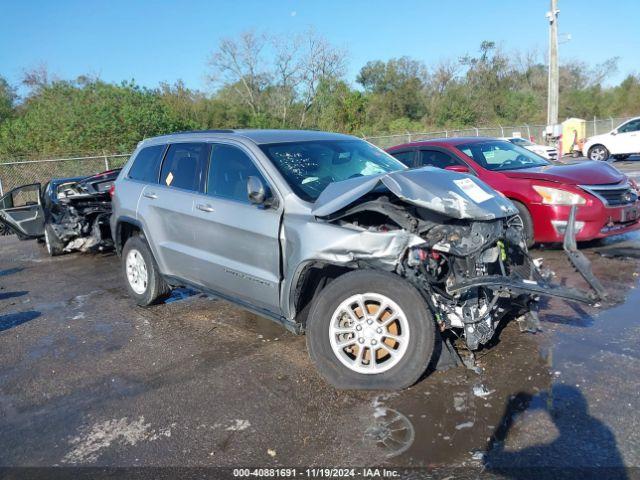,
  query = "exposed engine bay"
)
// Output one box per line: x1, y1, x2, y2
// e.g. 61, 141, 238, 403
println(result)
313, 168, 603, 353
45, 170, 118, 253
0, 169, 119, 254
